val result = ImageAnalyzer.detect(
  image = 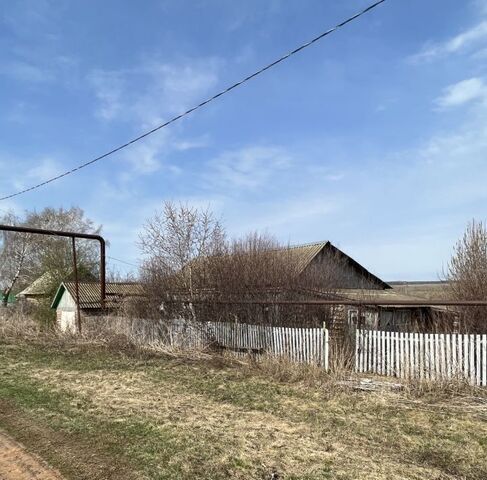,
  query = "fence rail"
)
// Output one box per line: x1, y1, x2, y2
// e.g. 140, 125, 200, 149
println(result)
356, 329, 487, 386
